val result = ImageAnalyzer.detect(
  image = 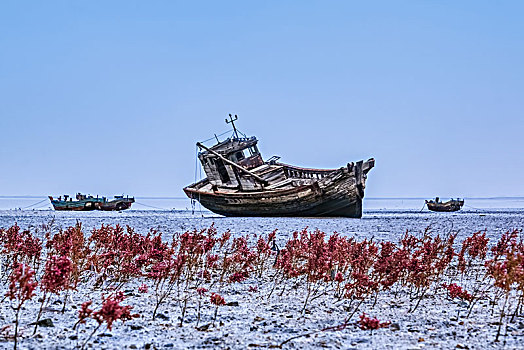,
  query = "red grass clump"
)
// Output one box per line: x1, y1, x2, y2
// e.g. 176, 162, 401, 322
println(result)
0, 225, 42, 278
76, 292, 138, 348
442, 283, 473, 301
358, 313, 390, 330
